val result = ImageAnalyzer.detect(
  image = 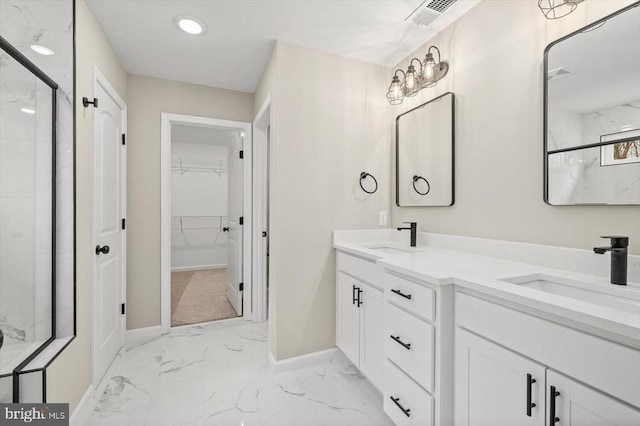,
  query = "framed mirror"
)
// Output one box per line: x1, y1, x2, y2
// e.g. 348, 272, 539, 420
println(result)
544, 2, 640, 205
396, 92, 455, 207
